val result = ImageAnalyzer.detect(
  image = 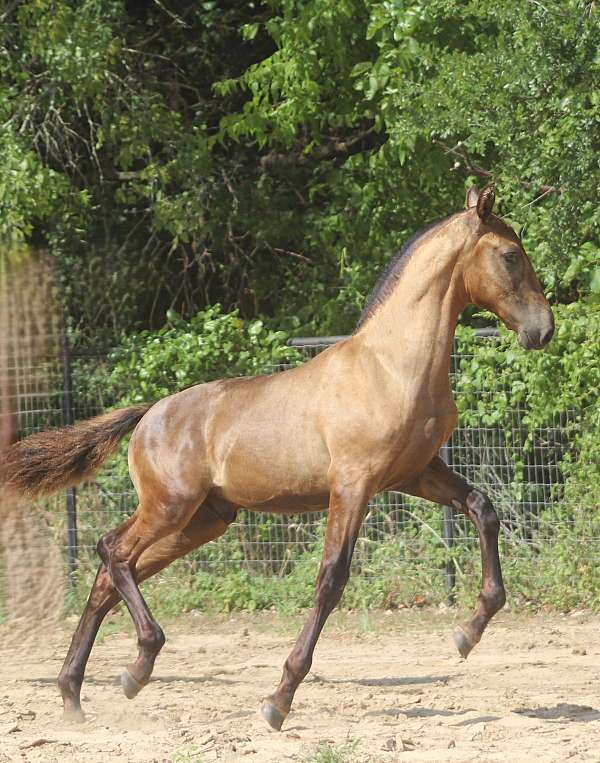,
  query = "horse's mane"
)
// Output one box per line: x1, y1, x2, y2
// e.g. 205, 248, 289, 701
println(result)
355, 214, 454, 330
